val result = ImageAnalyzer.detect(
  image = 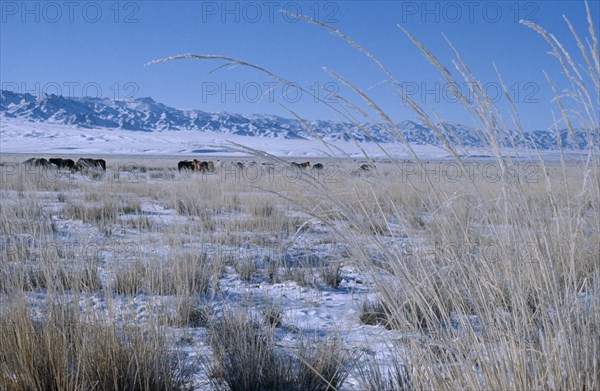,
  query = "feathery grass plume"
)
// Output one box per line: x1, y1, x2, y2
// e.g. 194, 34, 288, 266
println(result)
146, 3, 598, 389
